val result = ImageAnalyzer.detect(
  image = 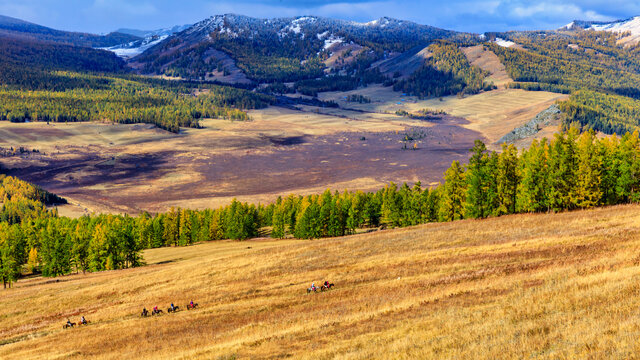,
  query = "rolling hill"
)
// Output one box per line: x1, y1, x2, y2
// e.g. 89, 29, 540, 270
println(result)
1, 204, 639, 359
0, 14, 140, 47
